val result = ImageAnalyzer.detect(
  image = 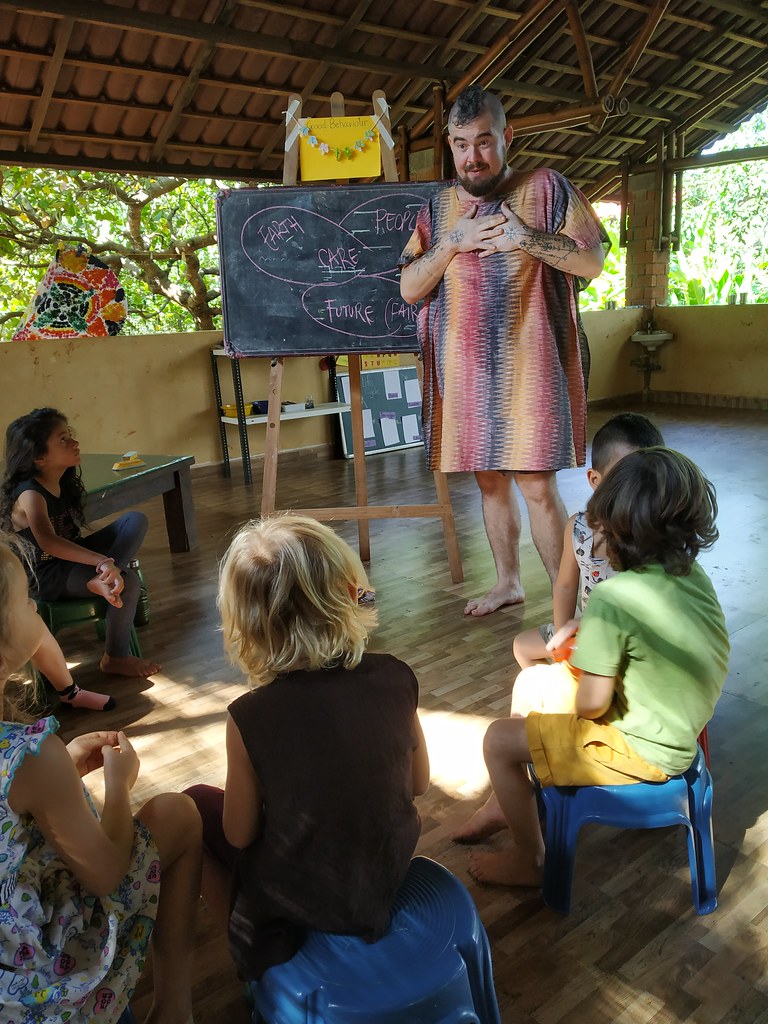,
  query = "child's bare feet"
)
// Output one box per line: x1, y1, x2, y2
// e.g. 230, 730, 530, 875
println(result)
464, 582, 524, 617
58, 682, 115, 711
87, 576, 123, 607
100, 653, 161, 678
450, 795, 507, 843
468, 847, 544, 887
